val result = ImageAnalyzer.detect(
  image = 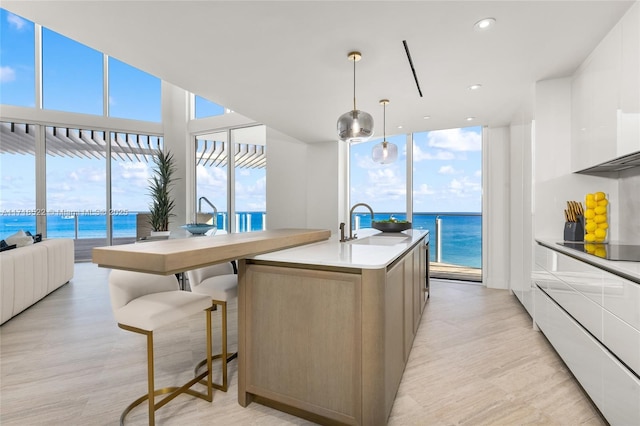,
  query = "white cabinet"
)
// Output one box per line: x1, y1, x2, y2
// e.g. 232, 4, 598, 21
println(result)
618, 2, 640, 157
571, 3, 640, 171
534, 242, 640, 425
